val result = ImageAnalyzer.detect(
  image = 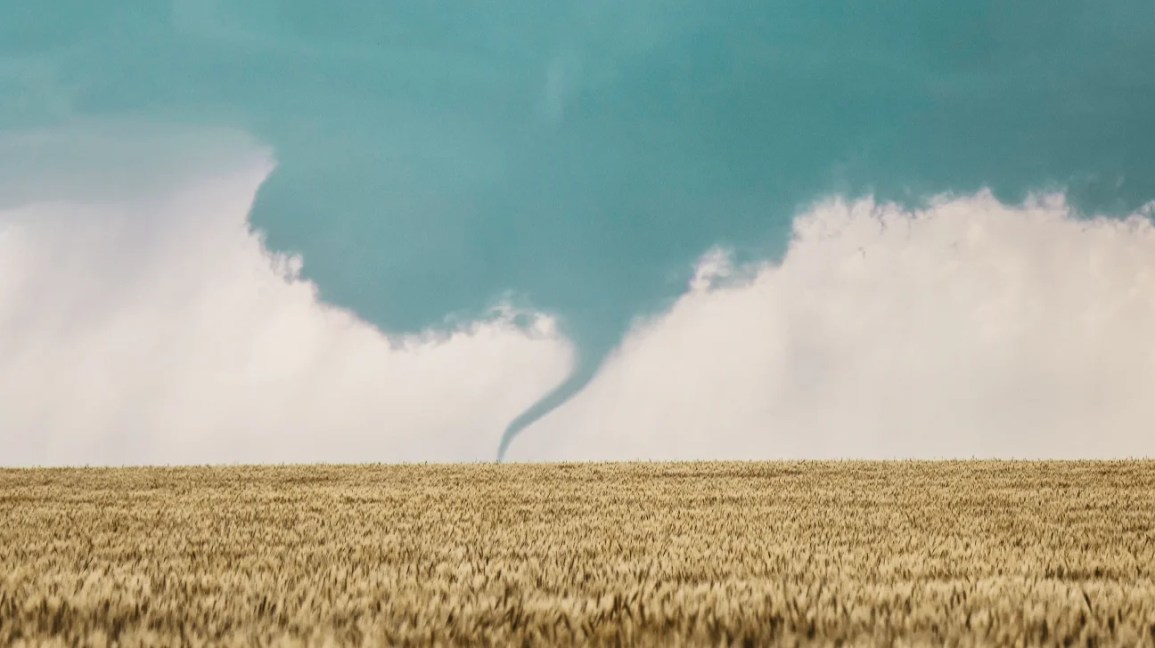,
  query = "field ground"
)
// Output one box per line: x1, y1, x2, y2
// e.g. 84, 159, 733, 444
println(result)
1, 461, 1154, 646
